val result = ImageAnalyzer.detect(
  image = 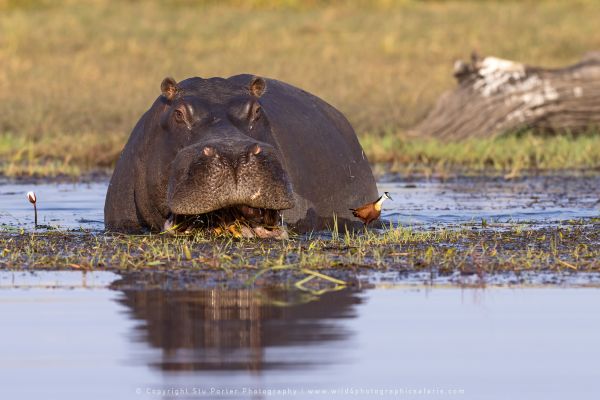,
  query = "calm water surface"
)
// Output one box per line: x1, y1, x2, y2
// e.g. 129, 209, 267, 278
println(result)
1, 271, 599, 399
0, 175, 598, 230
